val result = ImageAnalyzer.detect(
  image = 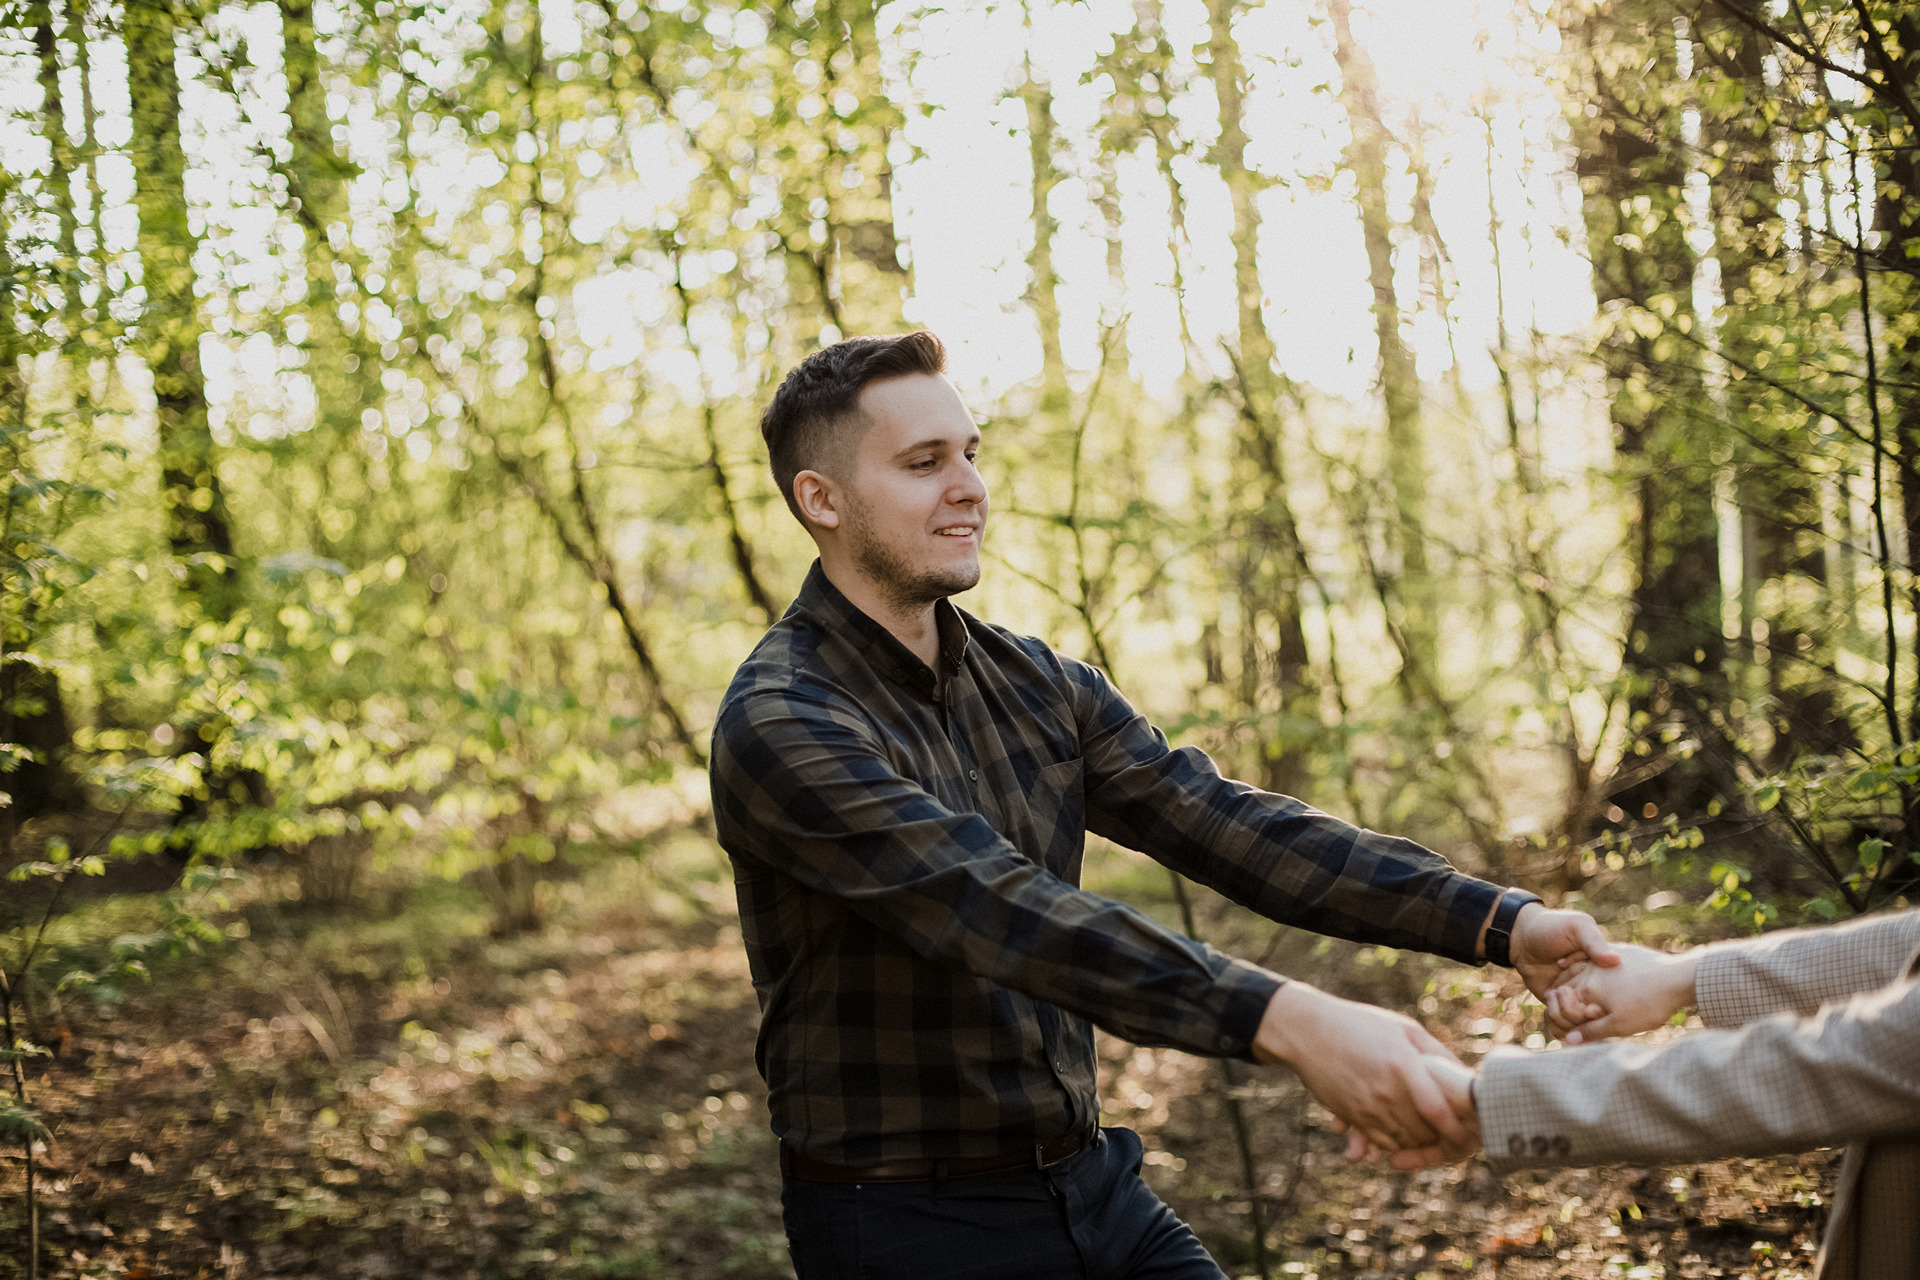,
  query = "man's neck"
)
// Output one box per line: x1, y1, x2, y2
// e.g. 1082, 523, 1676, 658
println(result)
820, 558, 942, 672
